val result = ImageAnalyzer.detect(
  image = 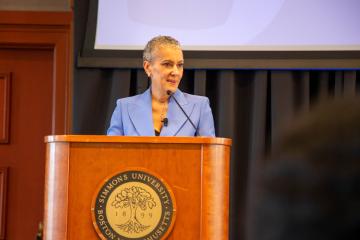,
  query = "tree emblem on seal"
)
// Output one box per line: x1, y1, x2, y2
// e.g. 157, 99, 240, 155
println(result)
111, 186, 156, 233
